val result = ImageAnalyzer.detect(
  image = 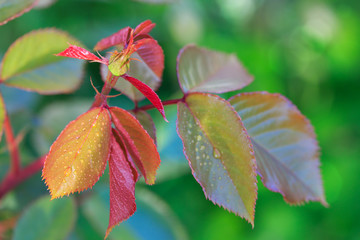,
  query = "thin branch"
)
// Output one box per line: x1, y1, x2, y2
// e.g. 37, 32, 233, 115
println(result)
3, 113, 21, 175
135, 98, 184, 112
0, 156, 45, 199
